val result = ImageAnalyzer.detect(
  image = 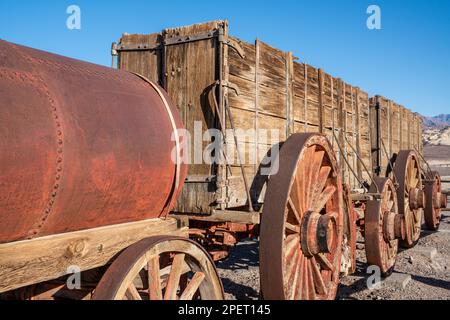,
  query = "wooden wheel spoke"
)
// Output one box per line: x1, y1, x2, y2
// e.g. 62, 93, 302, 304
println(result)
147, 255, 163, 300
313, 166, 332, 203
285, 234, 300, 257
125, 283, 142, 300
312, 185, 336, 212
411, 167, 418, 188
303, 146, 316, 210
289, 254, 302, 299
307, 150, 325, 207
285, 248, 300, 288
307, 261, 316, 300
288, 198, 301, 223
164, 253, 186, 300
179, 272, 205, 300
294, 255, 305, 300
294, 161, 307, 214
301, 257, 309, 299
285, 221, 301, 234
316, 253, 333, 271
310, 257, 328, 295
